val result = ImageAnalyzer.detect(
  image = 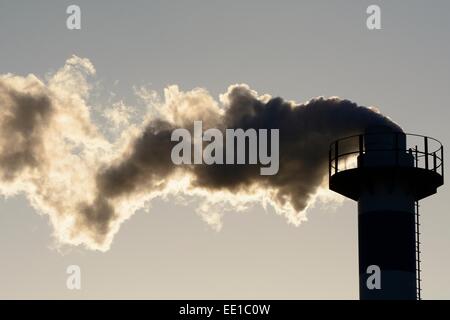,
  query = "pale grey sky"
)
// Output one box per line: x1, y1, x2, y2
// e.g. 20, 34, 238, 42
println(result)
0, 0, 449, 299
